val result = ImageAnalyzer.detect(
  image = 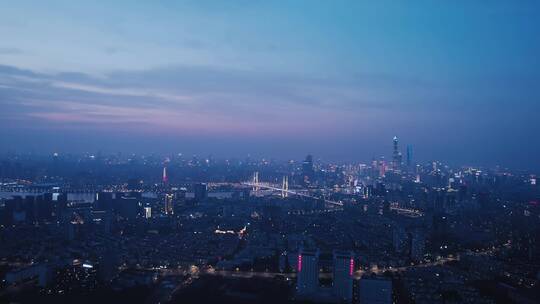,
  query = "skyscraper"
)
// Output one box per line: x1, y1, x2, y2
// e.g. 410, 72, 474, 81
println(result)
297, 248, 319, 295
194, 183, 208, 202
144, 206, 152, 219
392, 136, 399, 167
118, 196, 140, 220
393, 226, 408, 254
98, 248, 119, 282
164, 193, 174, 215
410, 229, 426, 262
302, 154, 314, 185
392, 136, 402, 171
333, 250, 354, 303
379, 158, 386, 178
406, 145, 412, 168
